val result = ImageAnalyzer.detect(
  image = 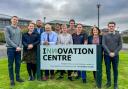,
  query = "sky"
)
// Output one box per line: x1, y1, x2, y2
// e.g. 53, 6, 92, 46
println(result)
0, 0, 128, 32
